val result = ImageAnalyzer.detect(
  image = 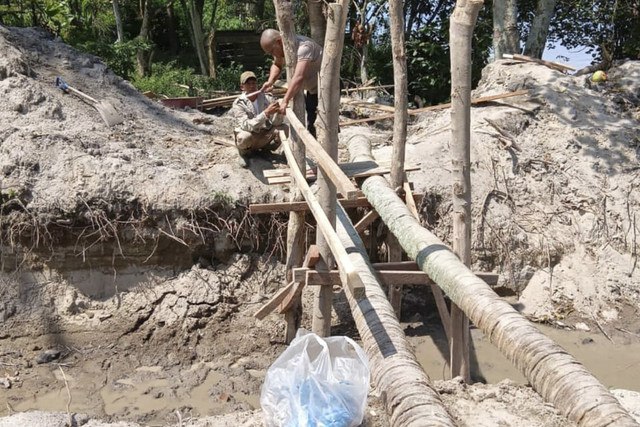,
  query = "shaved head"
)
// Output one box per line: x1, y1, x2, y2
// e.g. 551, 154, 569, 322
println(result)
260, 29, 282, 54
